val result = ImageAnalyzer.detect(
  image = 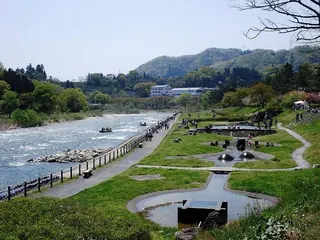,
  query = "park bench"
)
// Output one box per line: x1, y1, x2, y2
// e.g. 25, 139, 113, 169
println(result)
83, 169, 93, 178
